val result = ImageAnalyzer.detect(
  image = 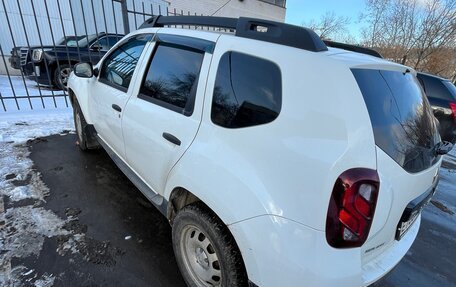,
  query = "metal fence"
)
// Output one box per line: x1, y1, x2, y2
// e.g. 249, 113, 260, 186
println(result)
0, 0, 189, 112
